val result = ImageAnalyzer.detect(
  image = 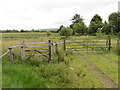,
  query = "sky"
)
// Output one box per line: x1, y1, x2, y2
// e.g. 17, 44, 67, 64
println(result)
0, 0, 119, 30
